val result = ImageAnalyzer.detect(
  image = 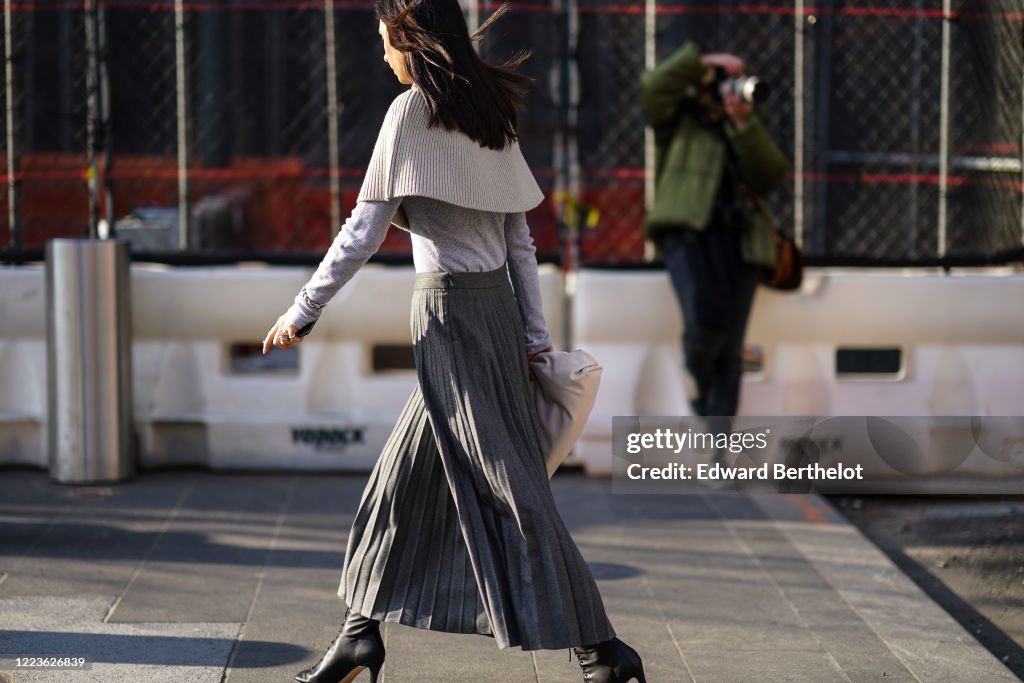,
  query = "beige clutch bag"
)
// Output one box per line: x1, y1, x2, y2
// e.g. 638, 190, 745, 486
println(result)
529, 349, 603, 477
